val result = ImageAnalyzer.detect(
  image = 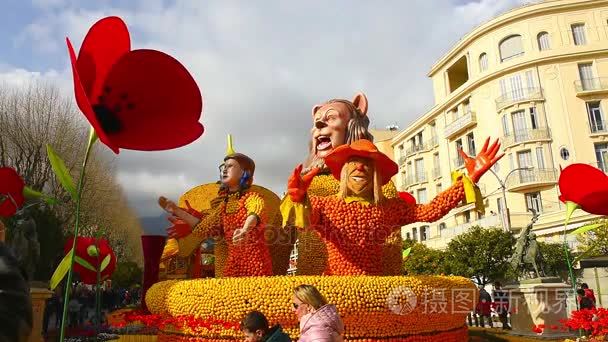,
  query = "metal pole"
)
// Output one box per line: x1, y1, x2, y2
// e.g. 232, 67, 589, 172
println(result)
501, 186, 510, 232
